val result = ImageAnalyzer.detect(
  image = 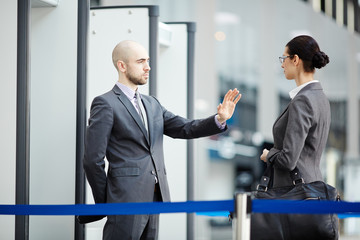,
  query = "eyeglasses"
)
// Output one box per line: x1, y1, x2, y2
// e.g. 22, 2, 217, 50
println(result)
279, 55, 293, 64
